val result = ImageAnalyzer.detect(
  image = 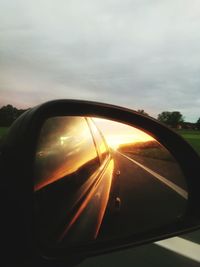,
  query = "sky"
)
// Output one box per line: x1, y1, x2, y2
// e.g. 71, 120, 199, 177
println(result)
0, 0, 200, 122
